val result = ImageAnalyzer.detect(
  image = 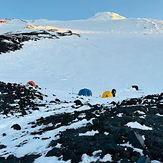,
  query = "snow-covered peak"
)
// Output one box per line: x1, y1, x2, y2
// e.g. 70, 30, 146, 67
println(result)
90, 12, 126, 20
